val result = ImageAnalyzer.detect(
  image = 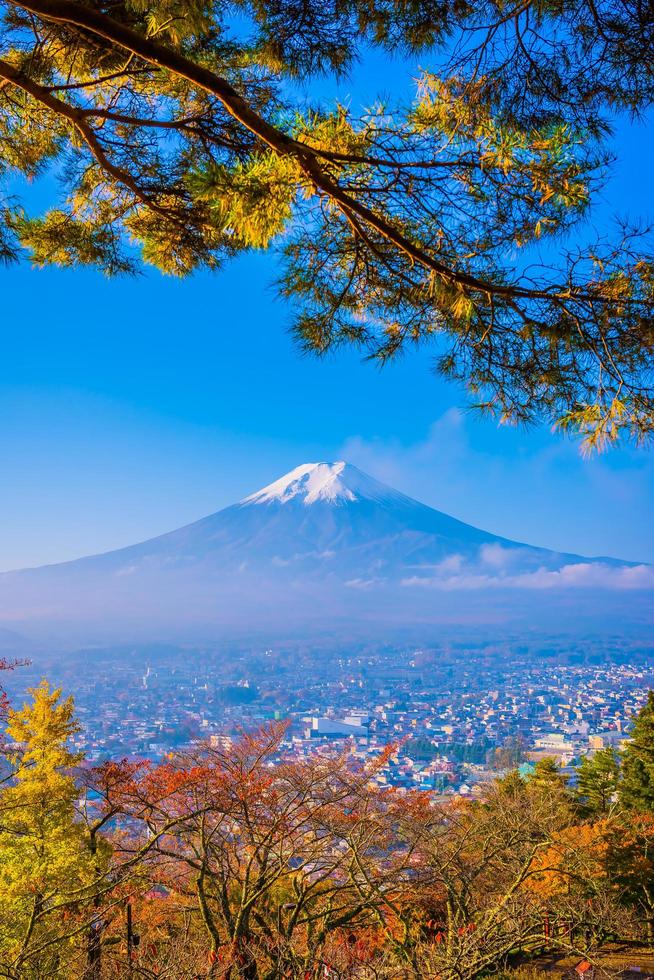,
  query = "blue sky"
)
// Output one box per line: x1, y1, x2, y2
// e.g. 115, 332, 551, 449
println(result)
0, 51, 652, 572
